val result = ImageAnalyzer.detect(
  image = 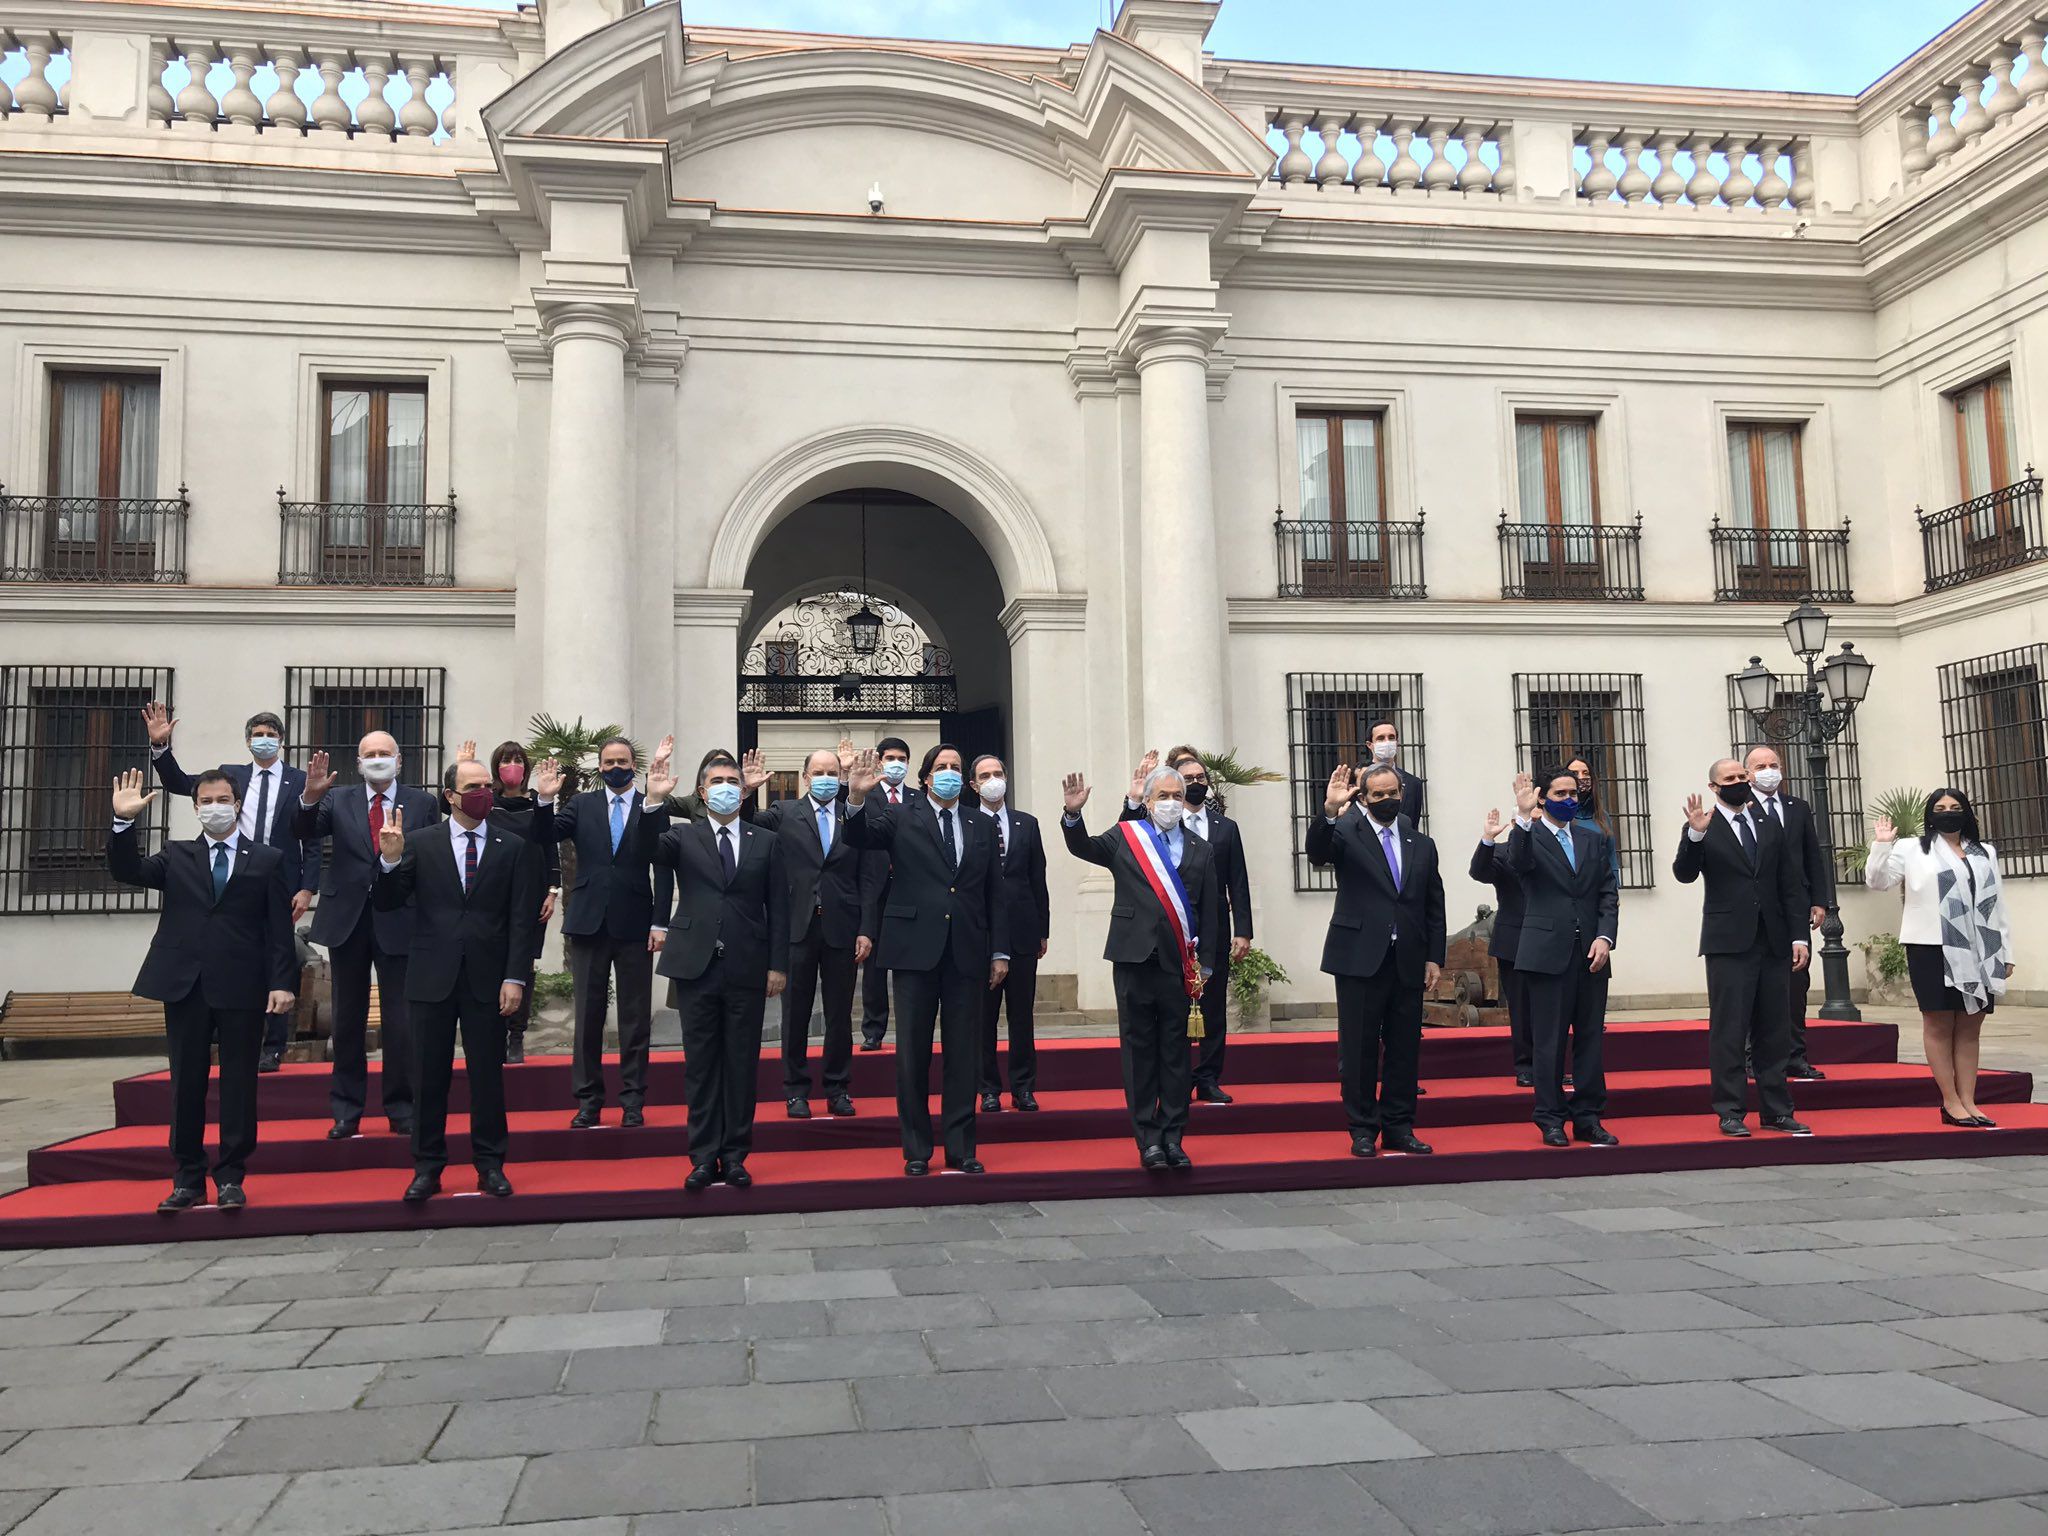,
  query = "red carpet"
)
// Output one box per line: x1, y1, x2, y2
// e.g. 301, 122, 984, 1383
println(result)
2, 1020, 2044, 1248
